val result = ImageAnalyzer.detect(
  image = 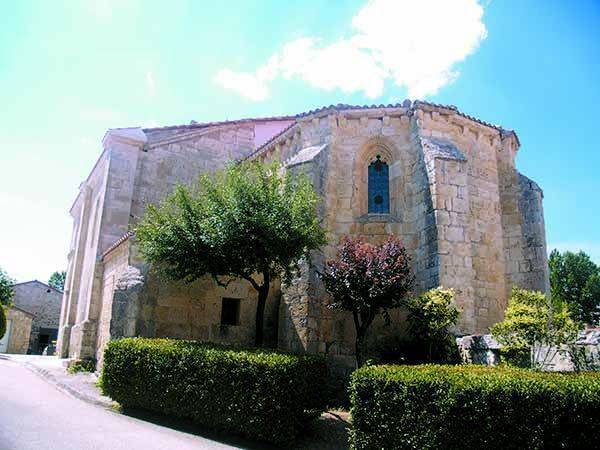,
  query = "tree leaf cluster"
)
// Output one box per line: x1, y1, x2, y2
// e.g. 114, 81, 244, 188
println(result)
549, 249, 600, 324
491, 287, 579, 369
136, 160, 326, 288
48, 270, 66, 291
319, 236, 414, 366
406, 287, 459, 361
0, 266, 15, 306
